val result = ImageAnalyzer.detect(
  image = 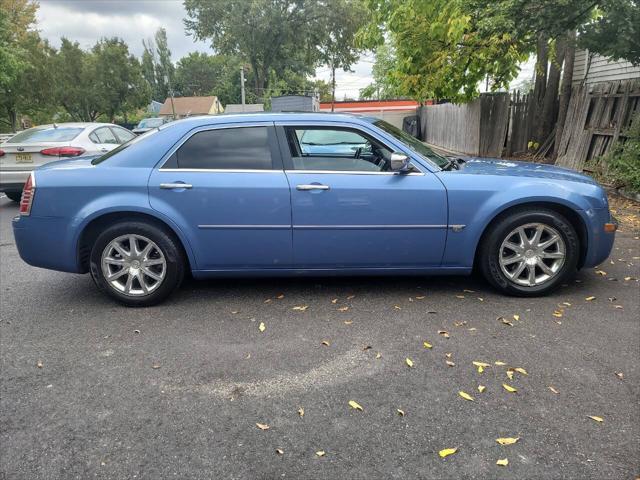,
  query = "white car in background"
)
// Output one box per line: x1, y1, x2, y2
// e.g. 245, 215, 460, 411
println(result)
0, 122, 135, 202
